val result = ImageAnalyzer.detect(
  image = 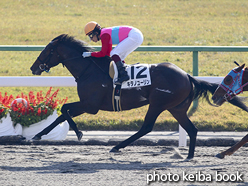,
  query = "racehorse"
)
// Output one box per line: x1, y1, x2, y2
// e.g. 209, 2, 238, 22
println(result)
212, 63, 248, 159
30, 34, 246, 159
